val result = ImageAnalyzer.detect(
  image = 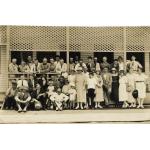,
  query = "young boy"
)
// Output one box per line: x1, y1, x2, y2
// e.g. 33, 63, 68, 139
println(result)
47, 80, 55, 109
50, 88, 69, 111
68, 83, 77, 109
86, 72, 97, 109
